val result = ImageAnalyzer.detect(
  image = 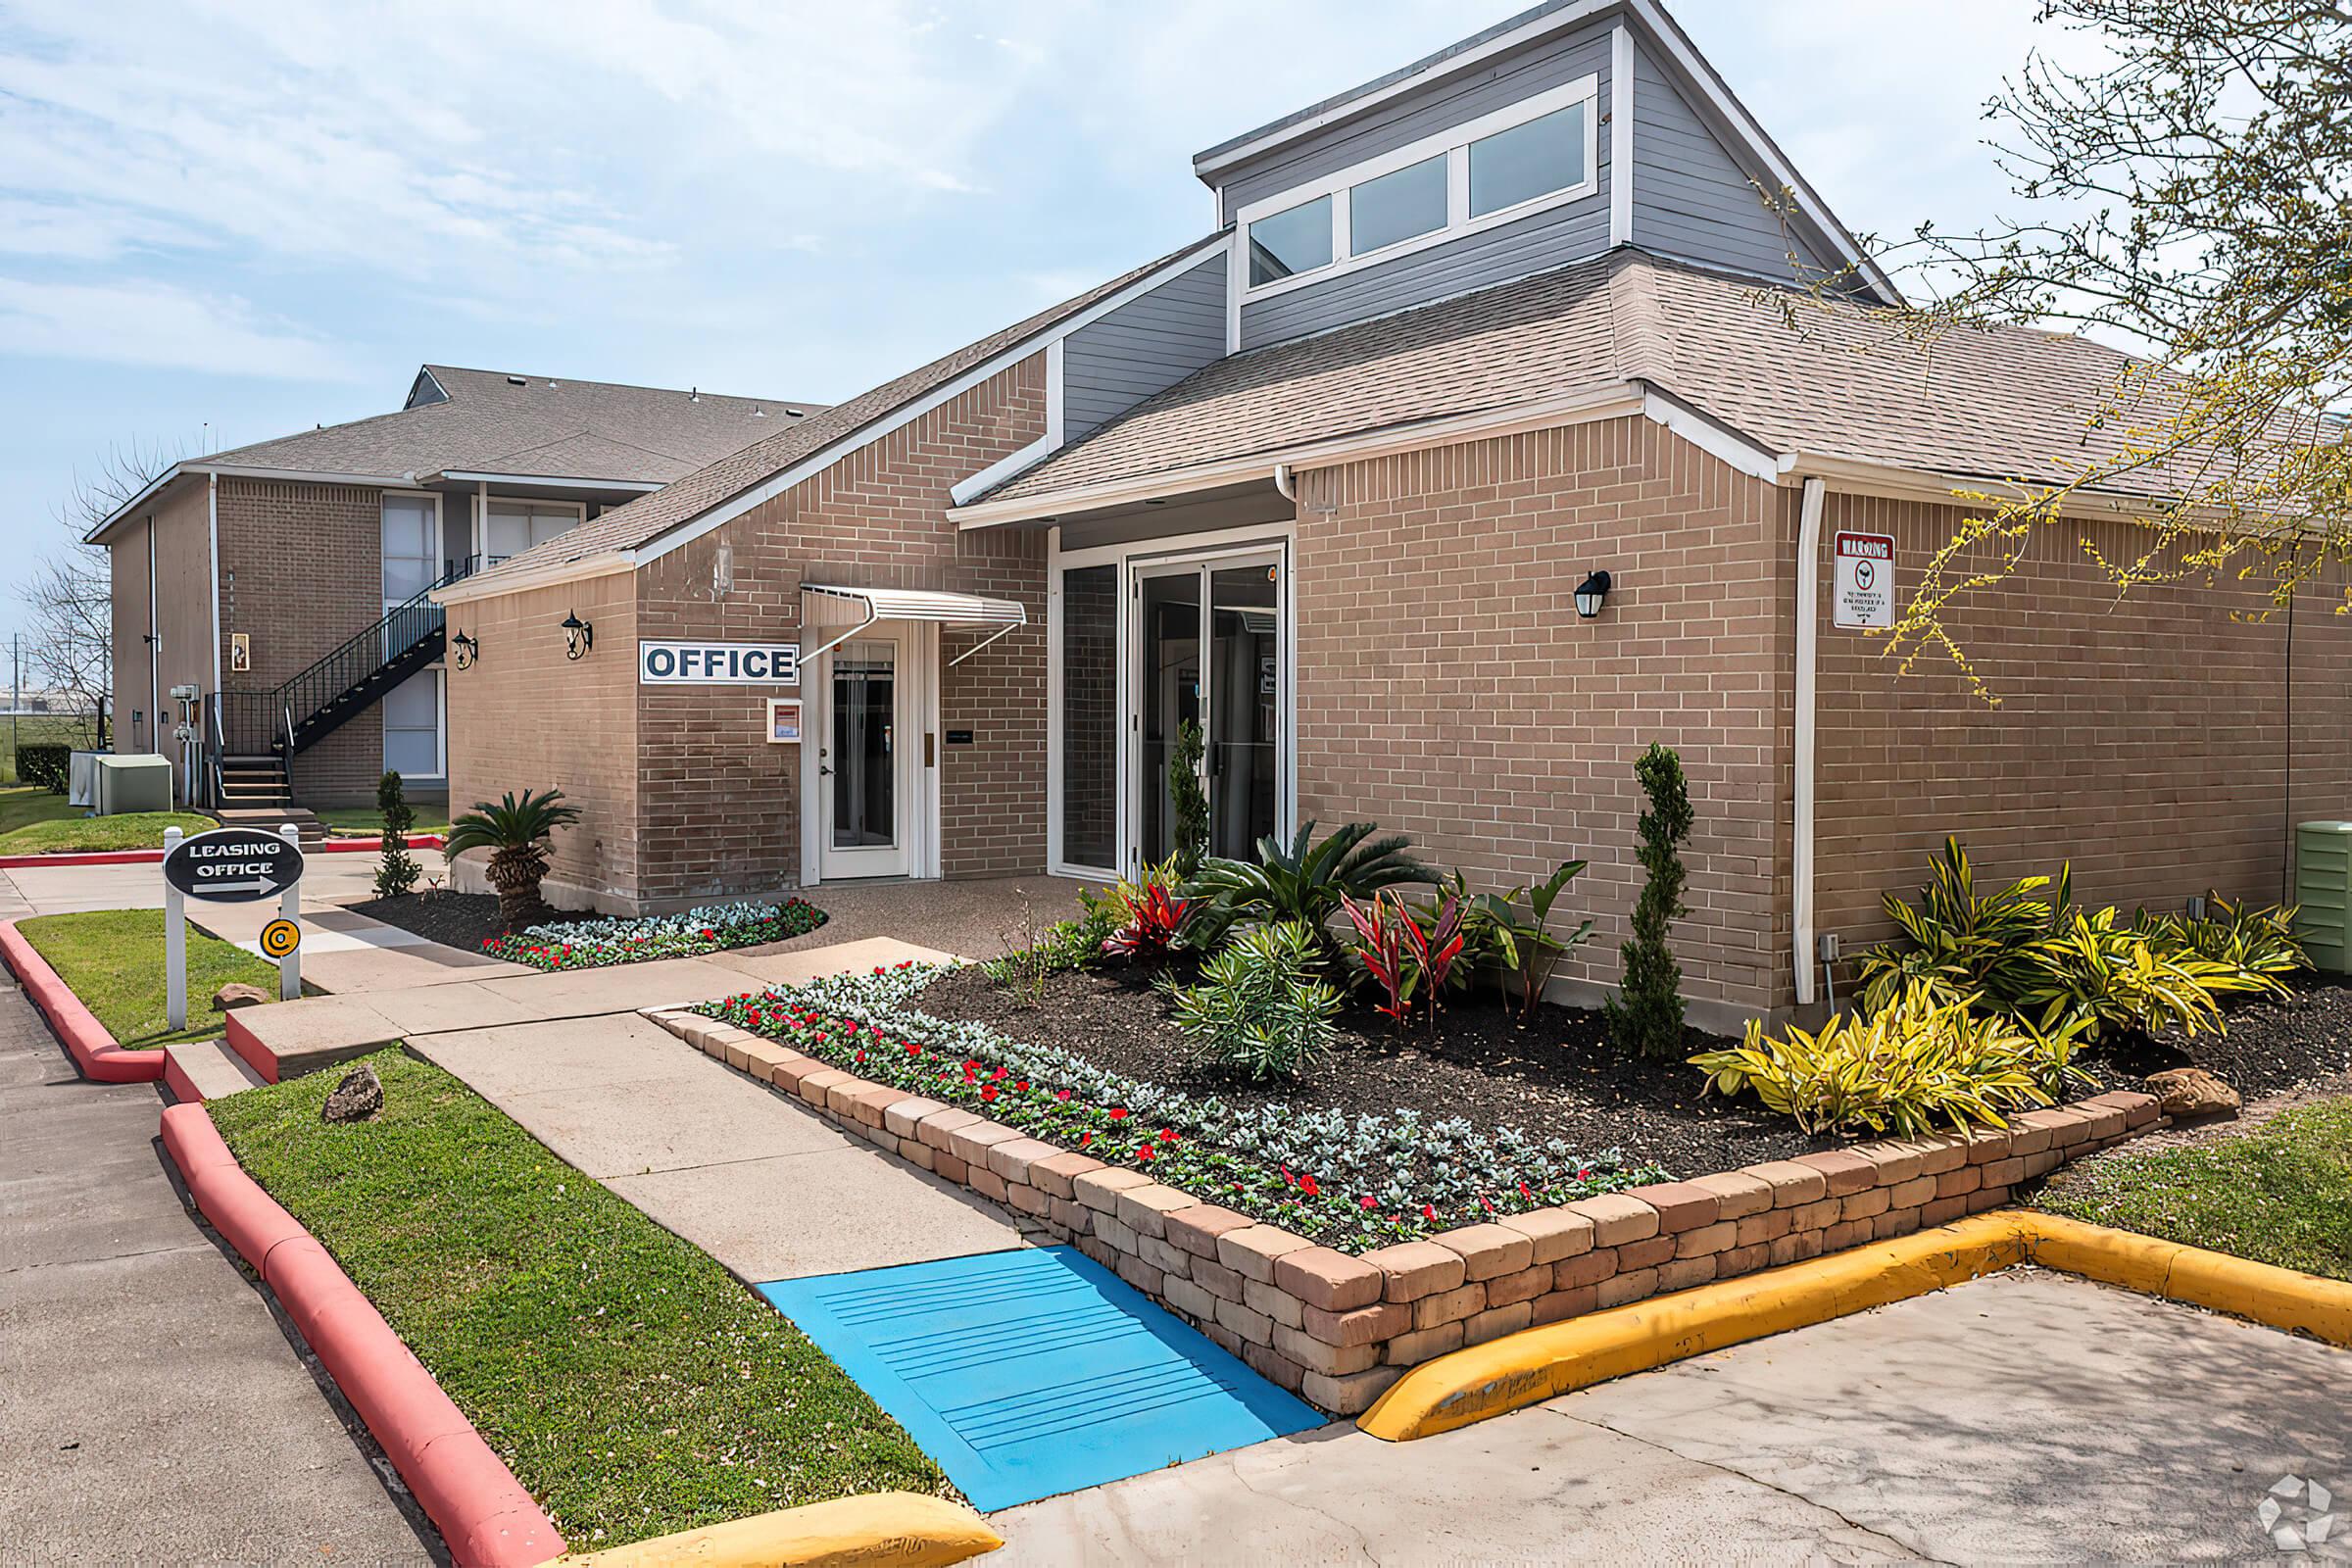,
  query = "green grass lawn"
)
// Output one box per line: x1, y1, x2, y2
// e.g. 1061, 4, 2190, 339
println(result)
0, 805, 218, 855
208, 1050, 947, 1545
2035, 1097, 2352, 1282
18, 908, 283, 1049
0, 784, 77, 838
314, 805, 452, 837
